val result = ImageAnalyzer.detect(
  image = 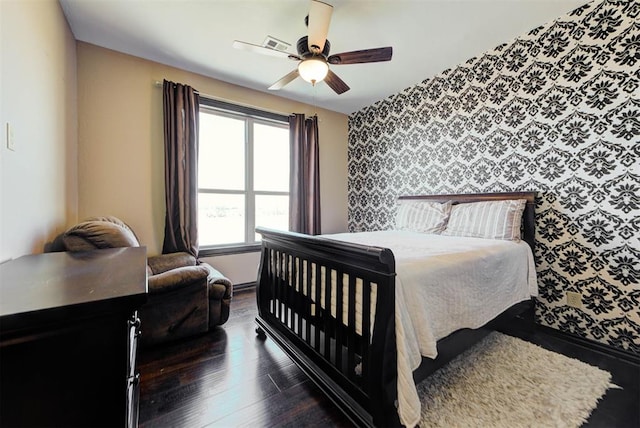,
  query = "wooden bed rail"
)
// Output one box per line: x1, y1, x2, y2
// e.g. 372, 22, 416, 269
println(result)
255, 227, 397, 427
